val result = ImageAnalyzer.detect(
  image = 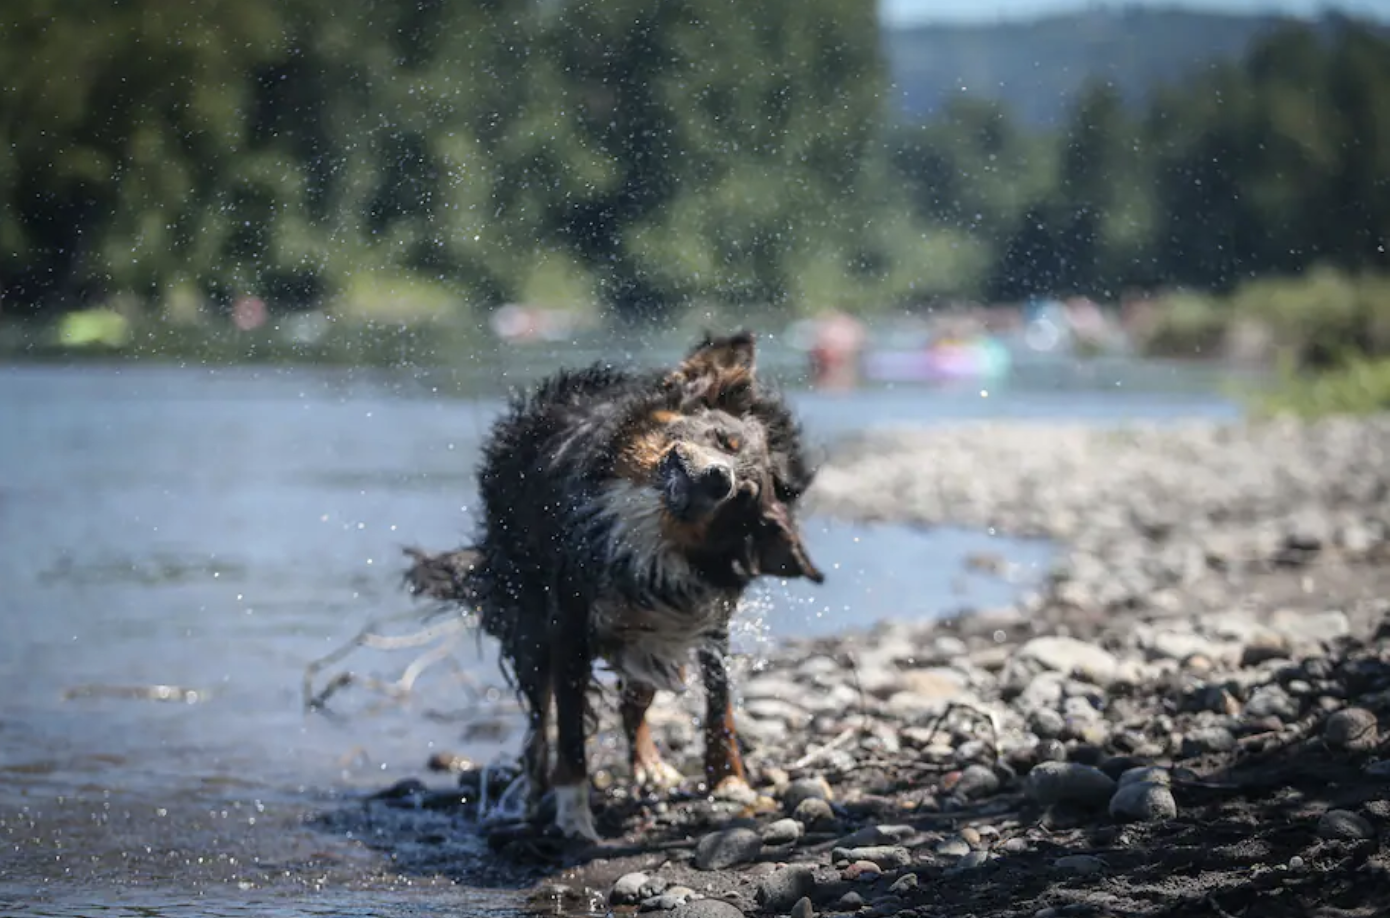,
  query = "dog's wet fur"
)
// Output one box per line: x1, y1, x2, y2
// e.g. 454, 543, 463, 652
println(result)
408, 331, 823, 841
